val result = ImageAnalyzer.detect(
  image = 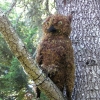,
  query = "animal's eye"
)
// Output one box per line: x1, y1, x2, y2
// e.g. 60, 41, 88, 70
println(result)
58, 21, 62, 24
46, 22, 49, 25
52, 18, 55, 21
